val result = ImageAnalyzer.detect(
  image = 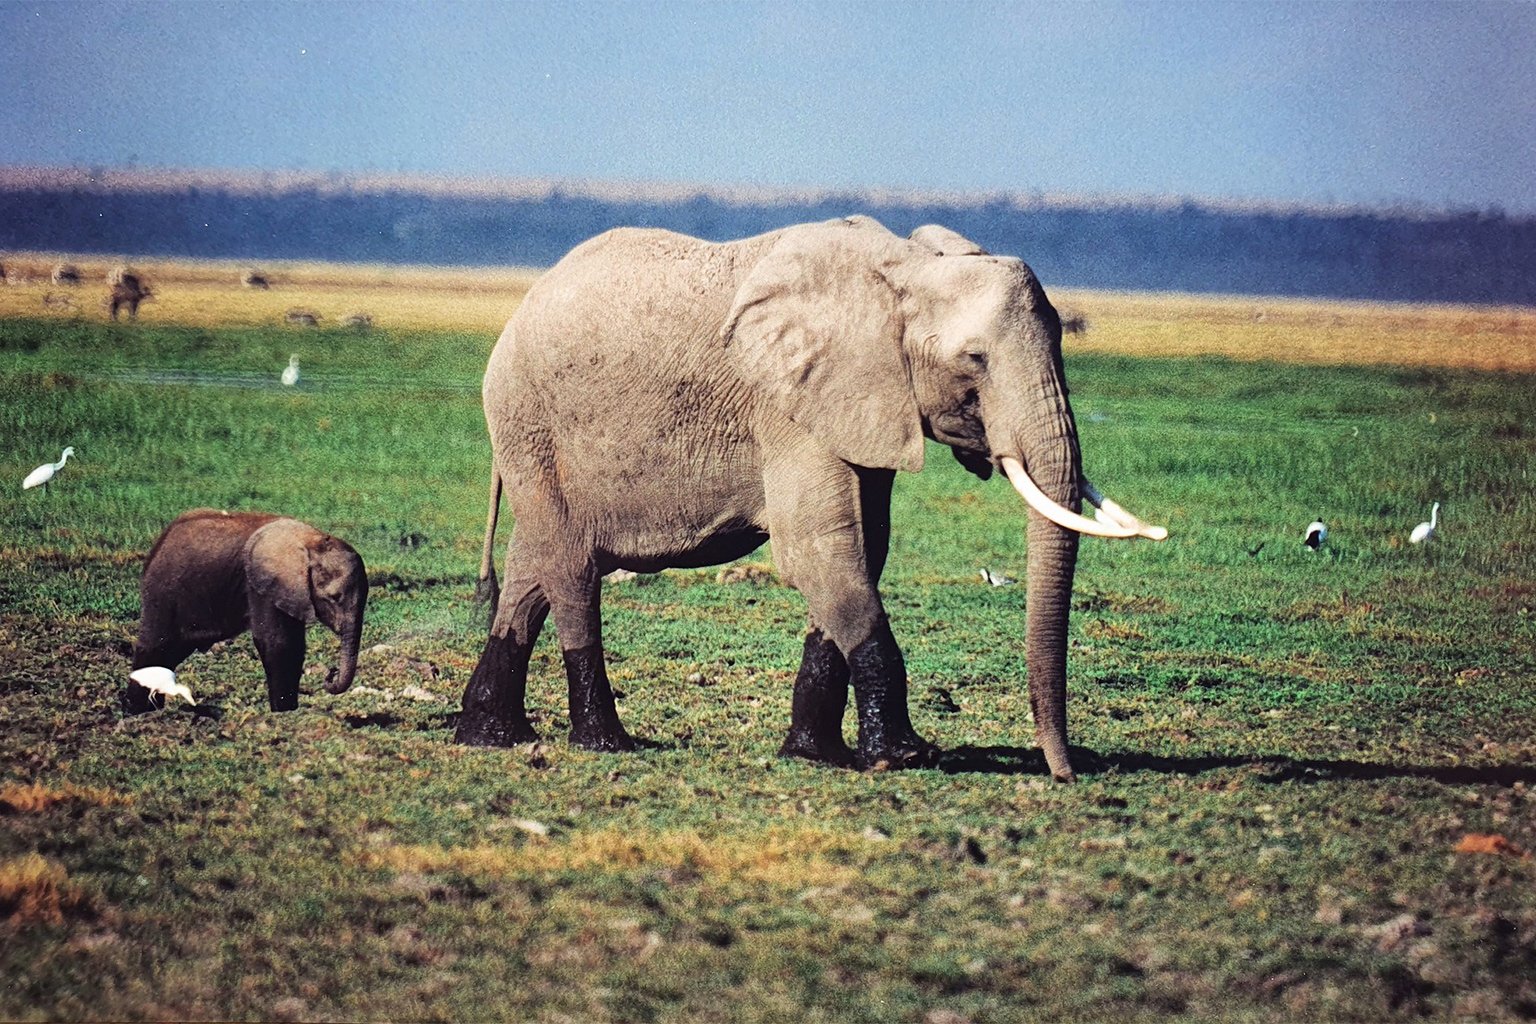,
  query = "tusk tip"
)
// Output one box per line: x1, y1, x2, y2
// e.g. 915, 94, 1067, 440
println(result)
1142, 526, 1169, 542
